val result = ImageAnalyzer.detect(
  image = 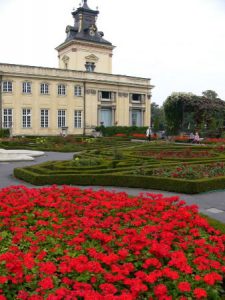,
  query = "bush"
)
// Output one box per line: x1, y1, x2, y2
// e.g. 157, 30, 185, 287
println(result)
95, 126, 147, 137
0, 129, 10, 138
13, 142, 225, 194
